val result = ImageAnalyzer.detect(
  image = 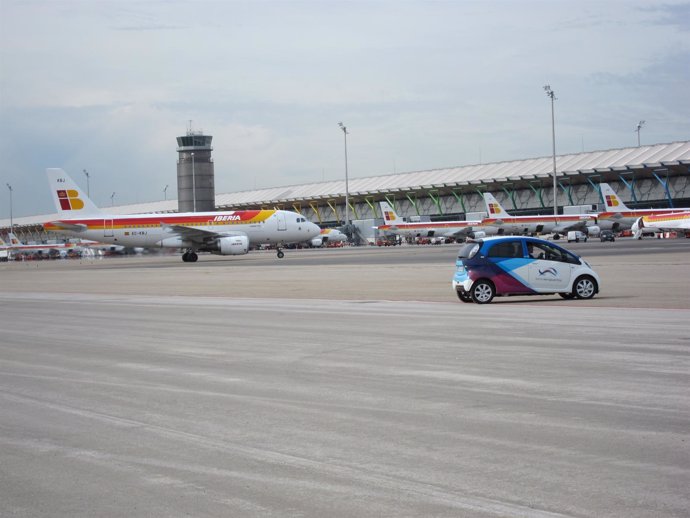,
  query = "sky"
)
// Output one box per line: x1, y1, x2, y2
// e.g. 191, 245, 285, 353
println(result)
1, 0, 689, 218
